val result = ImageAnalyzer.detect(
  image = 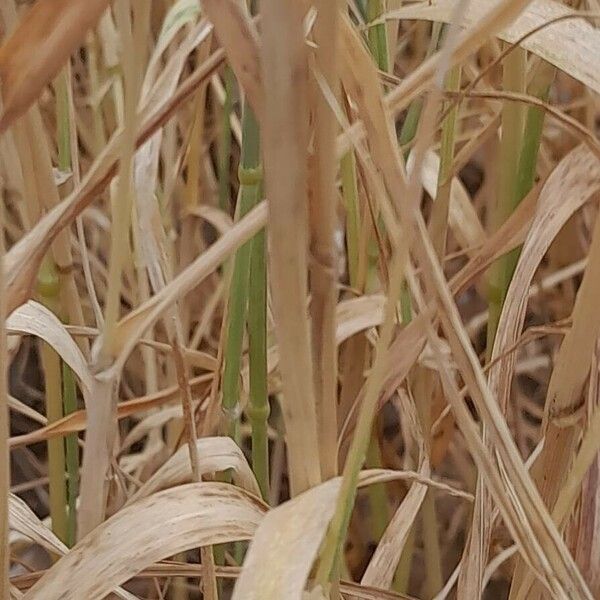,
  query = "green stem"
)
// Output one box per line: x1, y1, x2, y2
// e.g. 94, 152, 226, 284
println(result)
62, 364, 79, 547
486, 45, 527, 355
221, 106, 262, 440
394, 526, 415, 592
395, 25, 442, 323
420, 491, 443, 598
38, 260, 68, 545
429, 64, 461, 259
366, 0, 389, 73
55, 67, 80, 546
515, 59, 555, 207
501, 63, 554, 288
398, 24, 442, 160
248, 227, 269, 500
